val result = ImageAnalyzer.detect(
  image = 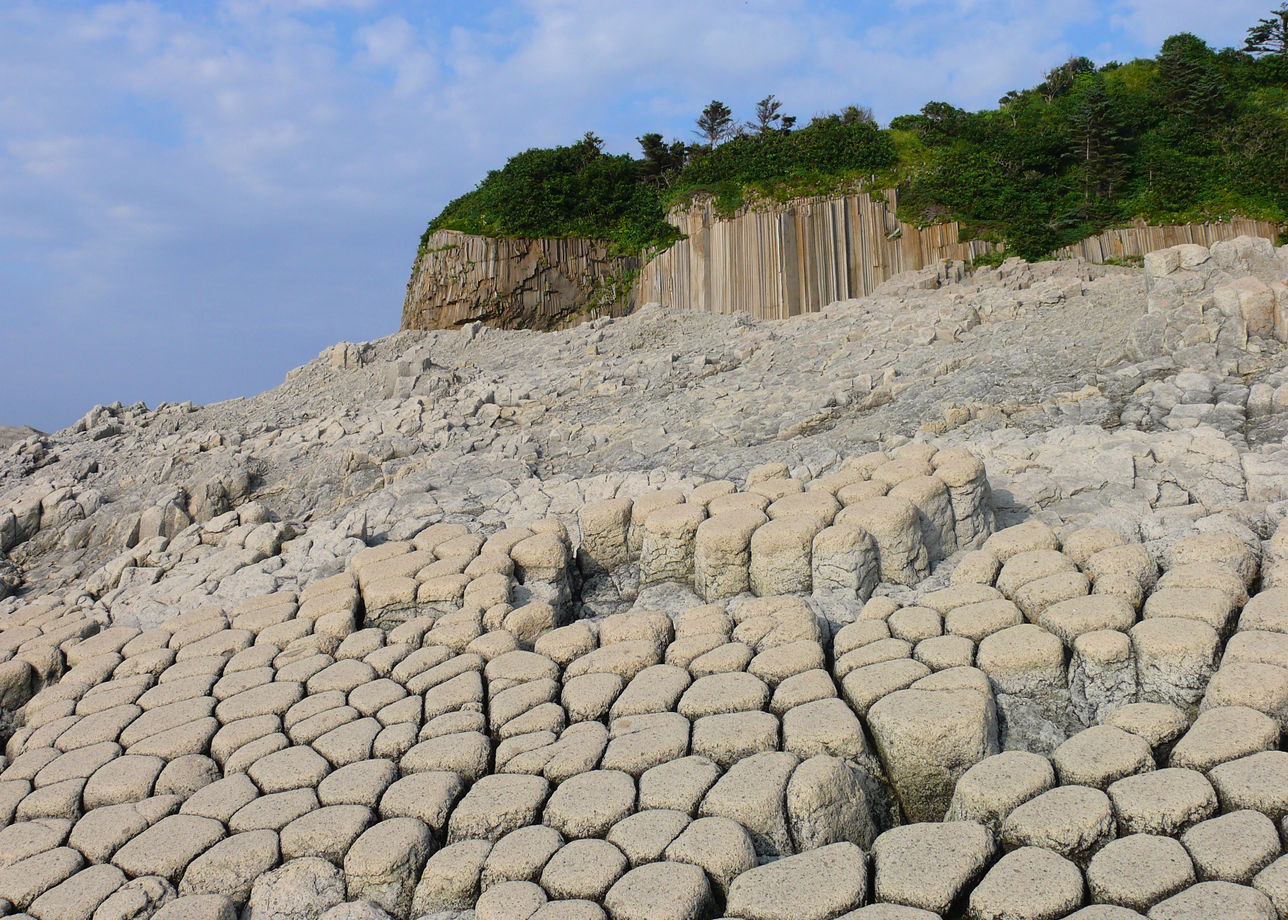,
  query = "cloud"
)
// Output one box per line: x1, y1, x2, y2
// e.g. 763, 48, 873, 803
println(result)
1109, 0, 1269, 50
0, 0, 1264, 430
